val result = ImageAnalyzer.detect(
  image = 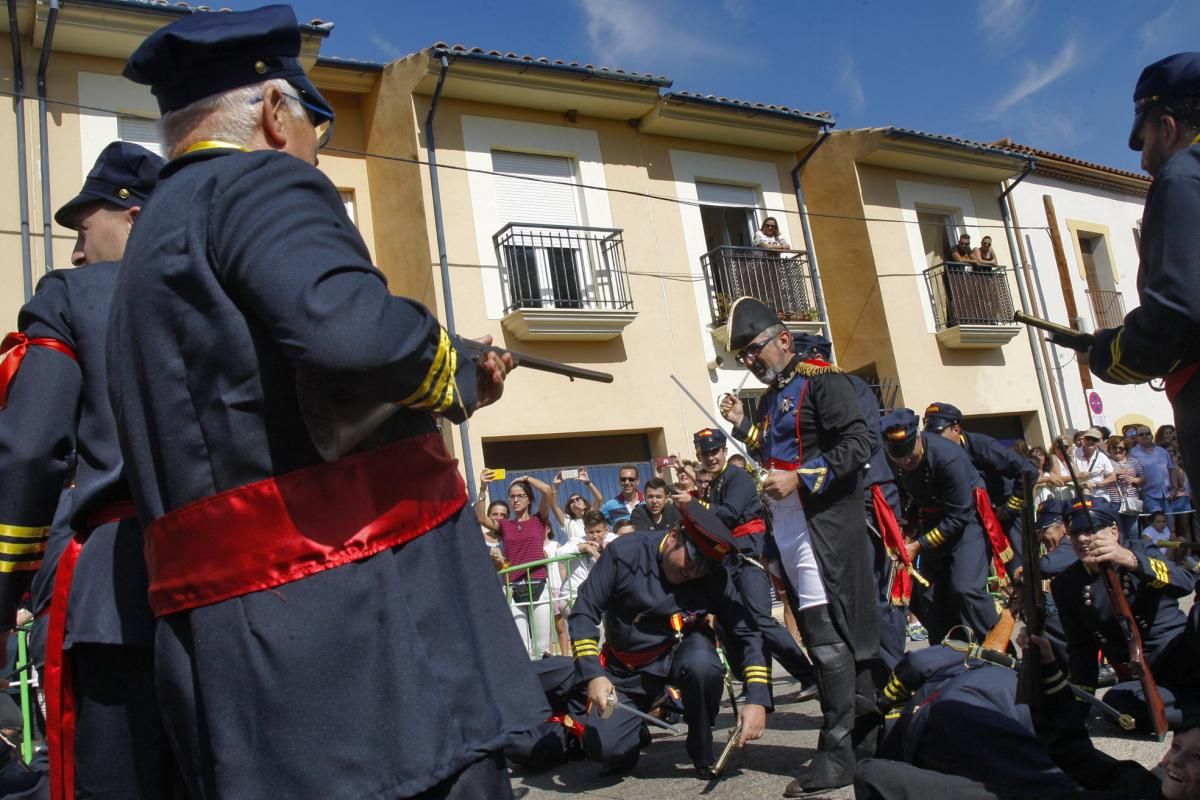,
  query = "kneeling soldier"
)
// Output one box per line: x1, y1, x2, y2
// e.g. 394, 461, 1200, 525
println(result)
514, 503, 770, 777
